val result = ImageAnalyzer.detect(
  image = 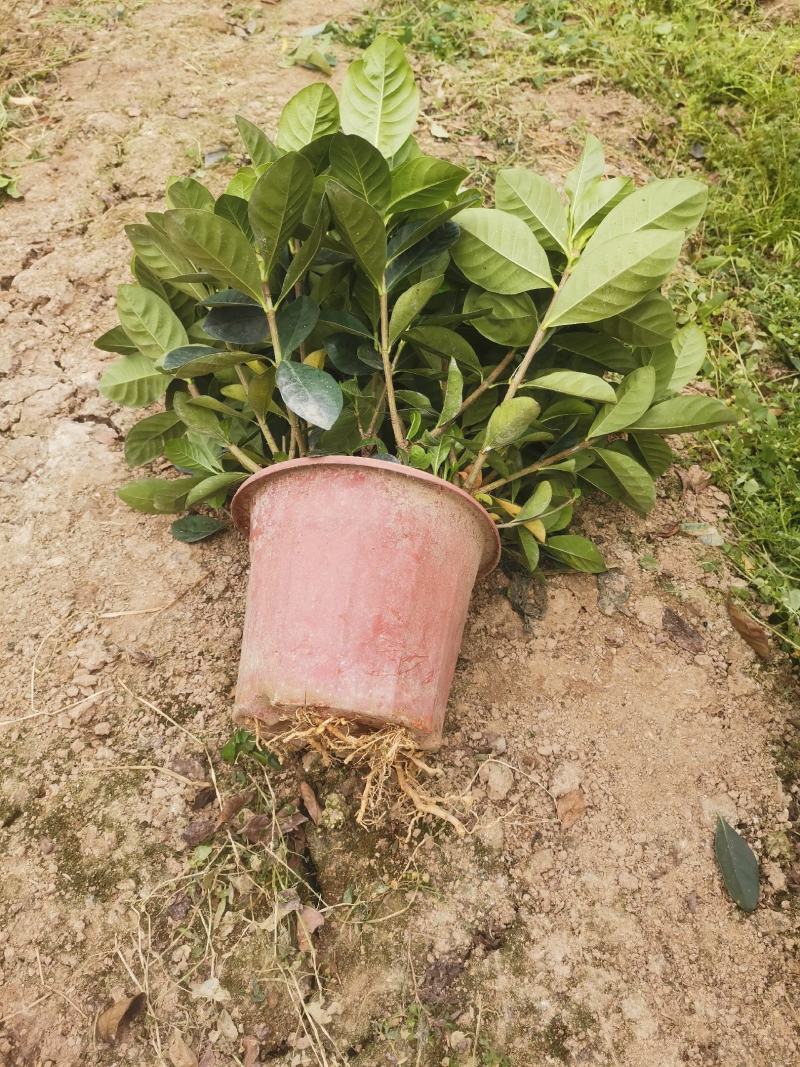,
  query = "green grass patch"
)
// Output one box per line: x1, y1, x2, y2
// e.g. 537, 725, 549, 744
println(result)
331, 0, 800, 650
